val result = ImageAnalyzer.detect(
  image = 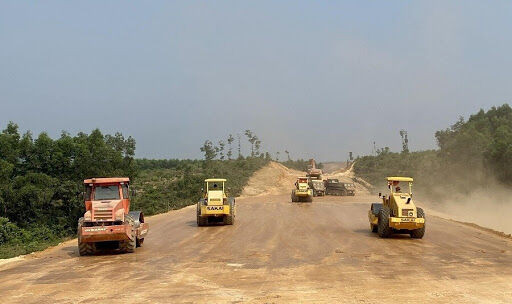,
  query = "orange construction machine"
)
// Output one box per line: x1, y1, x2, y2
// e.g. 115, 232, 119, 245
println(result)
77, 177, 149, 256
307, 158, 323, 180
